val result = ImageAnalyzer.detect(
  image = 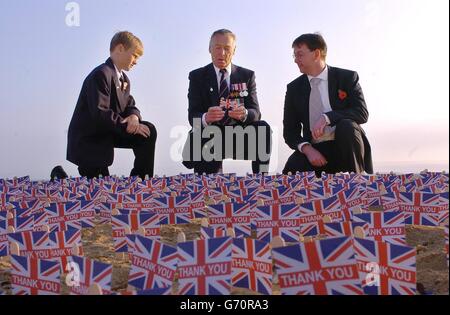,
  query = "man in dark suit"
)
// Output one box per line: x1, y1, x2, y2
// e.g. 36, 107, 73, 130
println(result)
283, 33, 373, 175
182, 29, 272, 174
67, 31, 157, 179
